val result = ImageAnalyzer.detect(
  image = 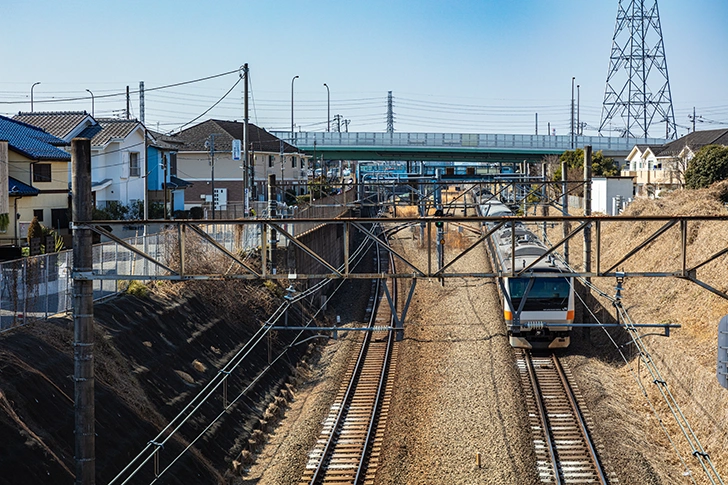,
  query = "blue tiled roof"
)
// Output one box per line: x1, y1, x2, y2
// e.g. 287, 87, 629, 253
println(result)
8, 177, 39, 196
0, 115, 71, 161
